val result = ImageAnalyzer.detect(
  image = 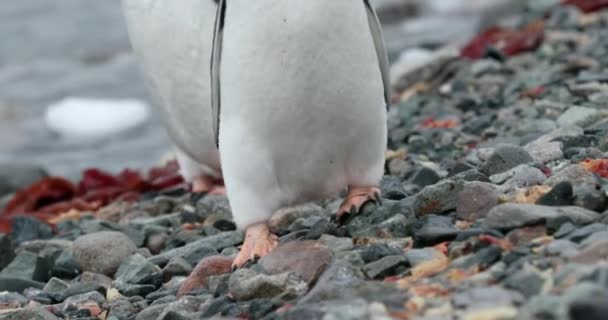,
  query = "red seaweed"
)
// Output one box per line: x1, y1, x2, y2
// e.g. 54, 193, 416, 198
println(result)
0, 160, 184, 231
563, 0, 608, 12
461, 21, 545, 59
